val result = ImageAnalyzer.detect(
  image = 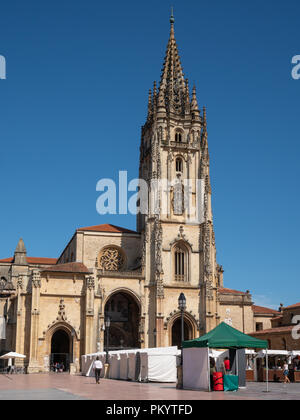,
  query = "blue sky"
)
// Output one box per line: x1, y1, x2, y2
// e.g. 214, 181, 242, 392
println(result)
0, 0, 299, 308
